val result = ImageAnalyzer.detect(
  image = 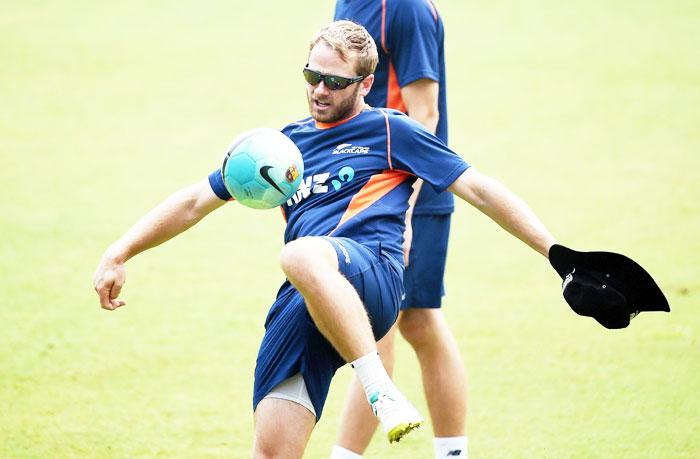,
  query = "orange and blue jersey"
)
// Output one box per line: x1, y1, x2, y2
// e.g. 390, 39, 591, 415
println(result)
335, 0, 452, 215
208, 107, 469, 264
210, 108, 468, 418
